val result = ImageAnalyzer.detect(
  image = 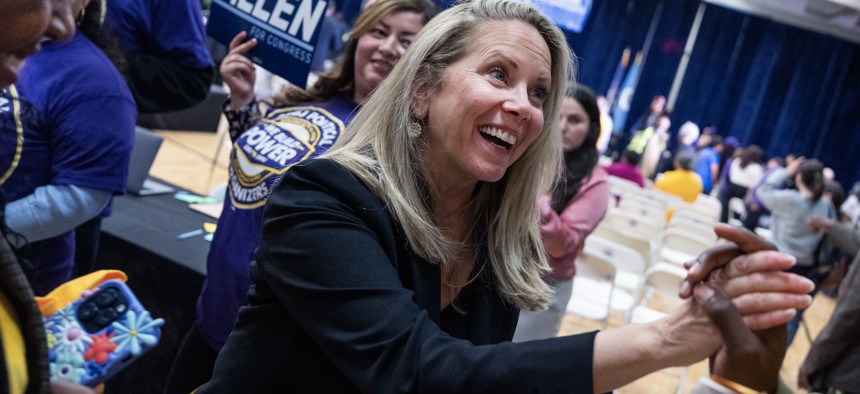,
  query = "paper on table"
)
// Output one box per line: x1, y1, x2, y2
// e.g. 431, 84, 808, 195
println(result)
189, 202, 224, 219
